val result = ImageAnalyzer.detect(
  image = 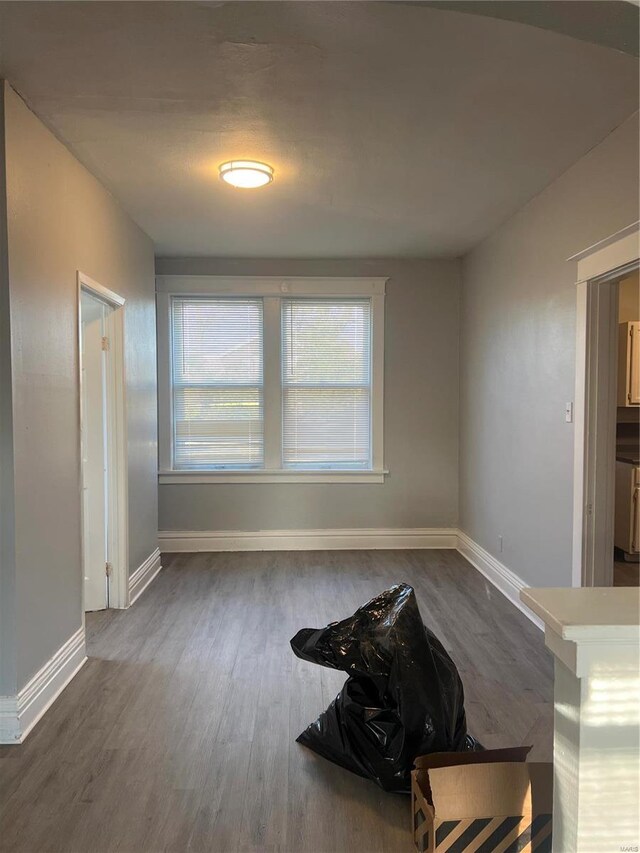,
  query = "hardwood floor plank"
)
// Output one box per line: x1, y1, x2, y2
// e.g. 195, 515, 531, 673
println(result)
0, 549, 553, 853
